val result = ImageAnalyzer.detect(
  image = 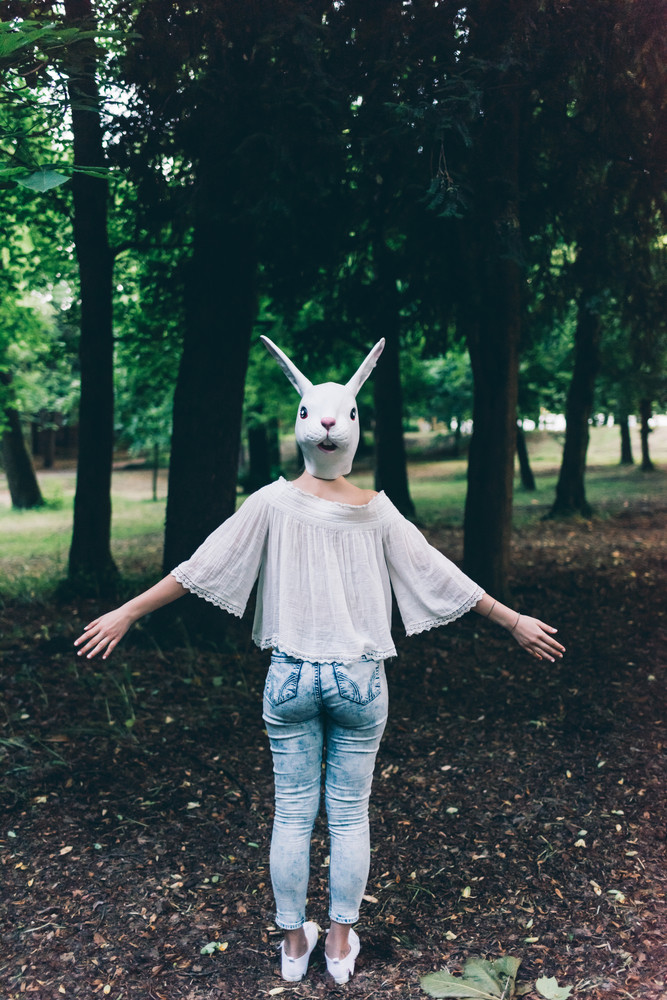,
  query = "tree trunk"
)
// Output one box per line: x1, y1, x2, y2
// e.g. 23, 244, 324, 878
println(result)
372, 248, 415, 519
246, 417, 272, 493
63, 0, 118, 595
548, 287, 601, 518
267, 416, 281, 474
41, 424, 56, 469
639, 398, 654, 471
462, 236, 521, 600
516, 423, 536, 491
1, 374, 43, 509
152, 443, 159, 502
617, 412, 634, 465
162, 209, 257, 574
